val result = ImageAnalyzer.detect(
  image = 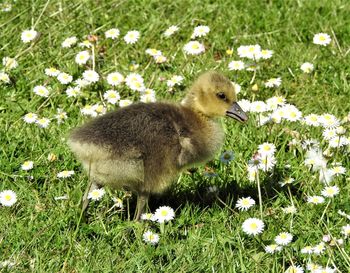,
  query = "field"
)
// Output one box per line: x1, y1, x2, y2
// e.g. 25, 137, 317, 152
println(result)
1, 0, 350, 272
